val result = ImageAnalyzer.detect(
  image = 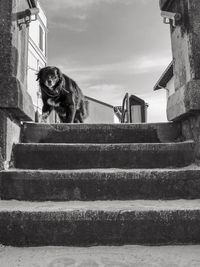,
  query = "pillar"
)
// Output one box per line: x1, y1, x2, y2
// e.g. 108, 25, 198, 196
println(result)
0, 0, 36, 168
160, 0, 200, 159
